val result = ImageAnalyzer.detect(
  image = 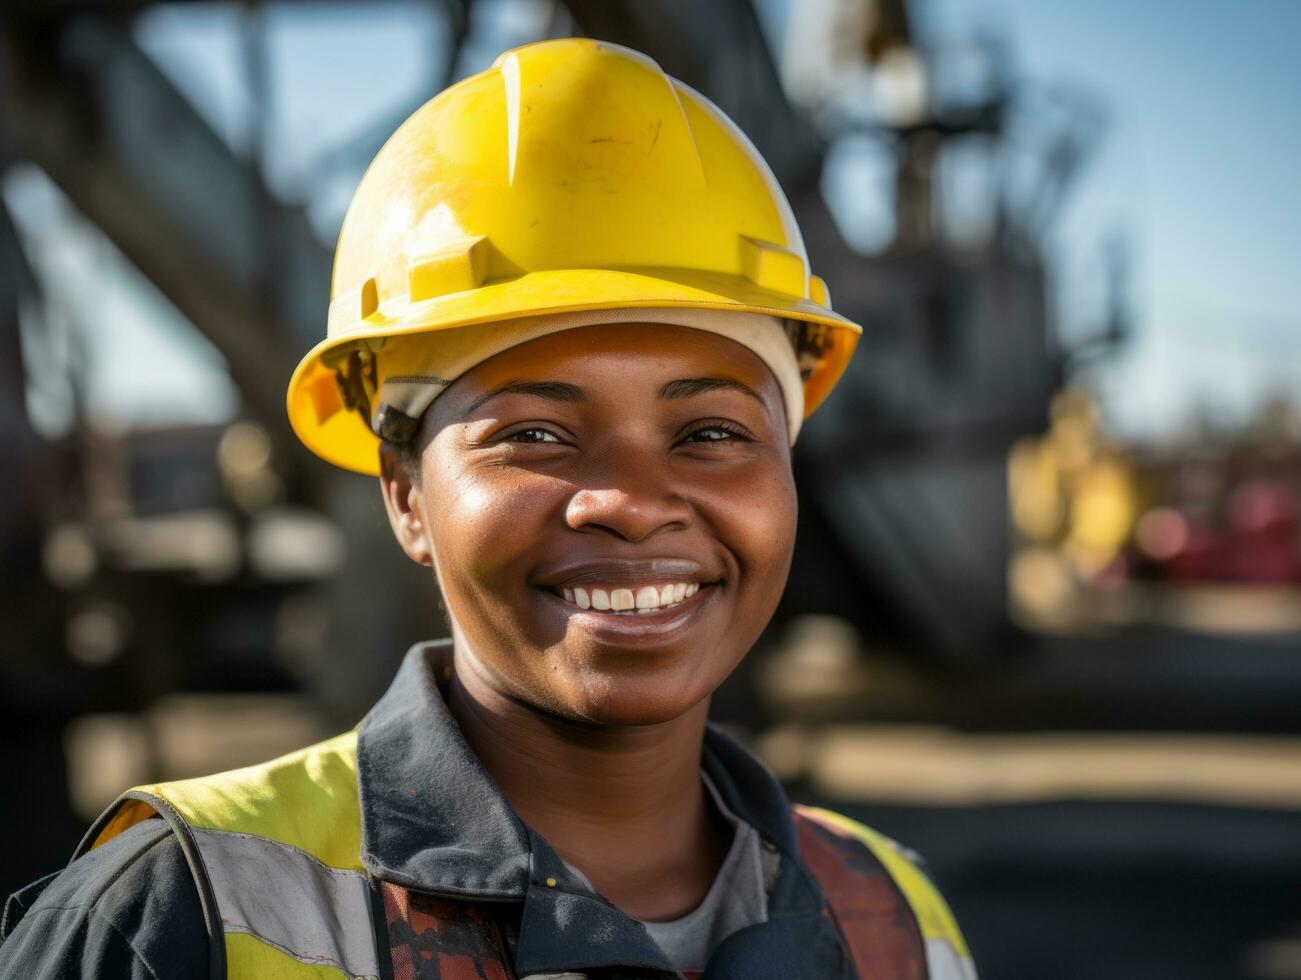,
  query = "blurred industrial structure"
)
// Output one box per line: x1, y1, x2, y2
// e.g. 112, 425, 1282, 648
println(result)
1, 2, 1299, 978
